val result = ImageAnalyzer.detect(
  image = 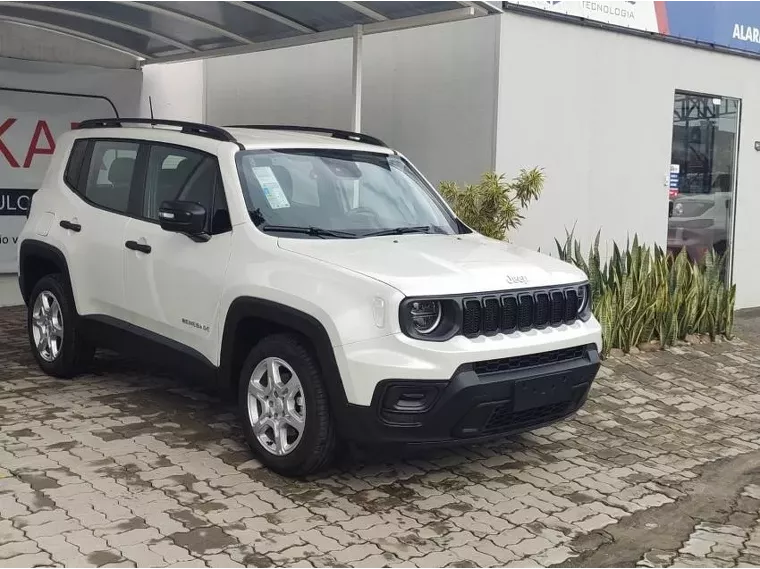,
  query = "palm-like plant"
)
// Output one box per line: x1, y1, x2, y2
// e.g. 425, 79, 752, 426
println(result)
439, 169, 544, 241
